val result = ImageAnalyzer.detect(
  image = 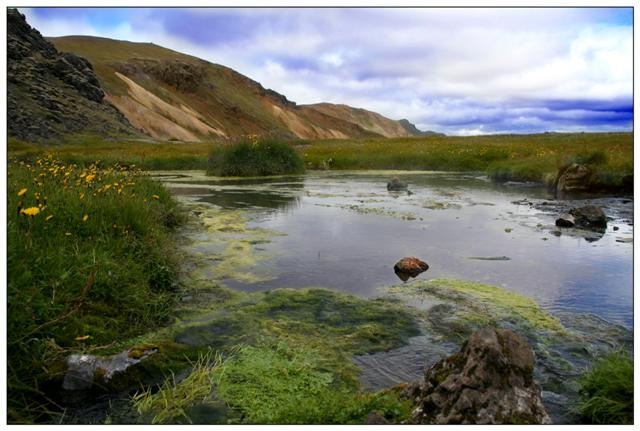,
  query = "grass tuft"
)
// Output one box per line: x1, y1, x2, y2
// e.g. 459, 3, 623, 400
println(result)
576, 350, 633, 424
207, 136, 305, 177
